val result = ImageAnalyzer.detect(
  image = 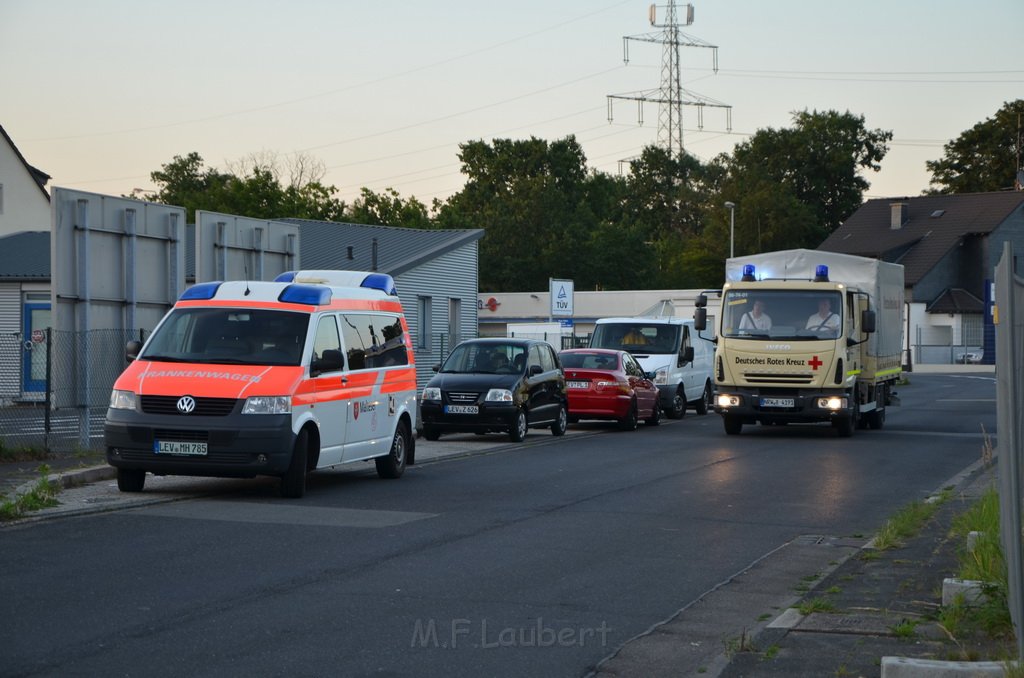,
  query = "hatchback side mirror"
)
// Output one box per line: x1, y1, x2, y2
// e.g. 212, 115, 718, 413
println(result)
528, 364, 542, 377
